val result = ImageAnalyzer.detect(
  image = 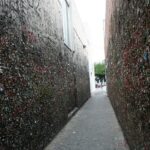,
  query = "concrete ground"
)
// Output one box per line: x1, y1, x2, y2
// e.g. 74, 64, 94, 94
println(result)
45, 87, 129, 150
